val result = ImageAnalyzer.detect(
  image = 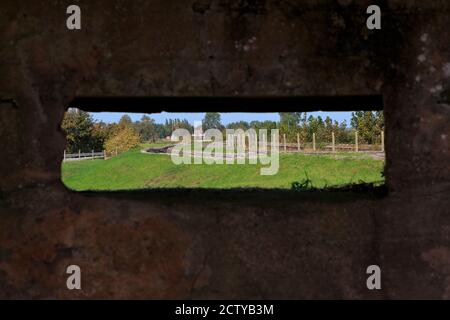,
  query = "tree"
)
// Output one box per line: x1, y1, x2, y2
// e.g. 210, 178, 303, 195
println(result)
202, 112, 222, 131
374, 111, 384, 131
118, 114, 133, 129
104, 126, 140, 154
226, 121, 250, 130
335, 119, 353, 143
351, 111, 384, 144
155, 123, 171, 139
279, 112, 301, 142
260, 120, 278, 131
91, 121, 110, 149
134, 115, 159, 142
61, 109, 103, 153
172, 119, 194, 133
318, 116, 334, 142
